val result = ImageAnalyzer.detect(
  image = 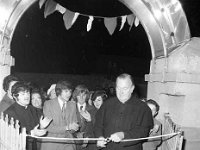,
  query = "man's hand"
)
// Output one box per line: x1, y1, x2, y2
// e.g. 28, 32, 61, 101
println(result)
97, 137, 107, 148
39, 116, 52, 129
31, 124, 47, 136
80, 110, 91, 122
109, 132, 124, 142
67, 122, 79, 131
